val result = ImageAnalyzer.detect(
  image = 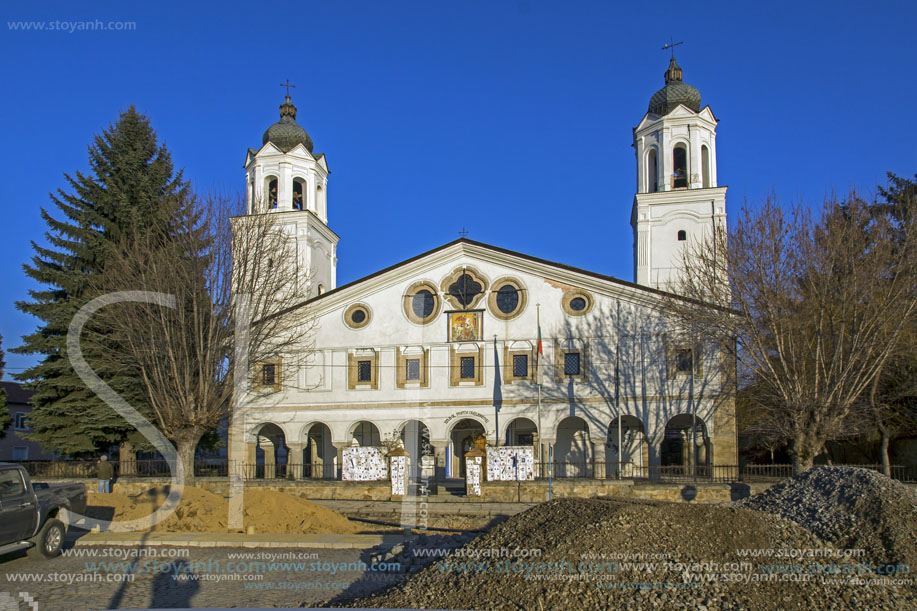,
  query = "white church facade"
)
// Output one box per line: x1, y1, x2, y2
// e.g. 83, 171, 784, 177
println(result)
235, 58, 737, 482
